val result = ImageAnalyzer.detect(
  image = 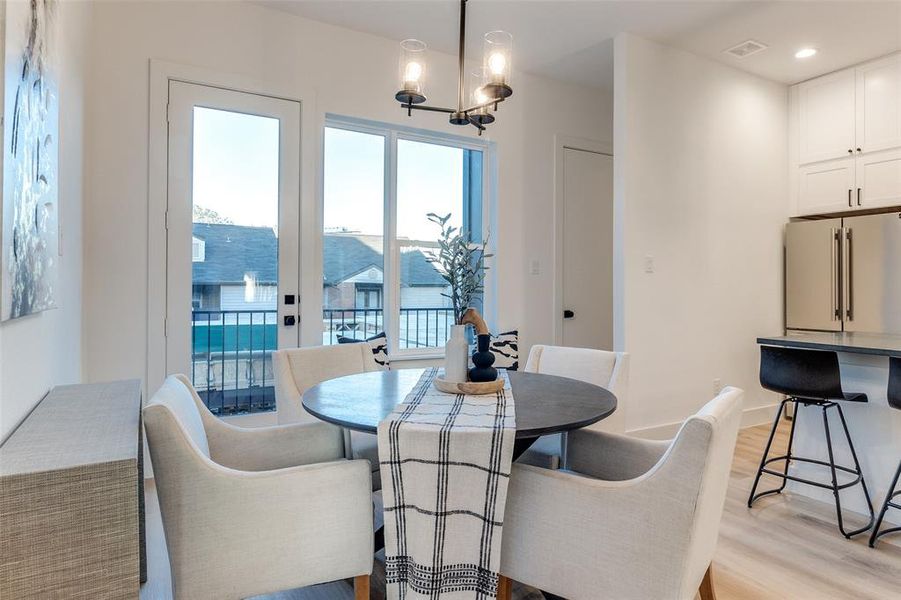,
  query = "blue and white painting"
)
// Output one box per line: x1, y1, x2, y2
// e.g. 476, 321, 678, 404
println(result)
1, 0, 59, 321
